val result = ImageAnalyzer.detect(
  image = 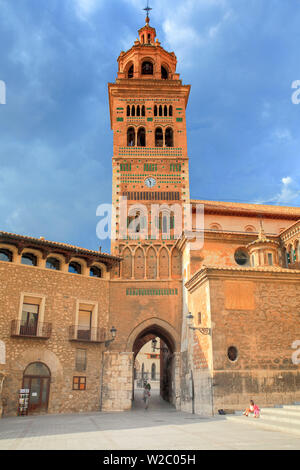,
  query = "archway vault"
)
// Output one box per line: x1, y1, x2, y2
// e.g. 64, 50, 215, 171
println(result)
126, 317, 180, 357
